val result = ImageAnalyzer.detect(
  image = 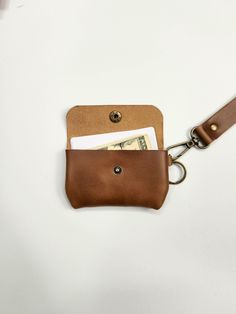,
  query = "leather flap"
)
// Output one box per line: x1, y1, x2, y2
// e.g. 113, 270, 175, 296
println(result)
66, 105, 164, 149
